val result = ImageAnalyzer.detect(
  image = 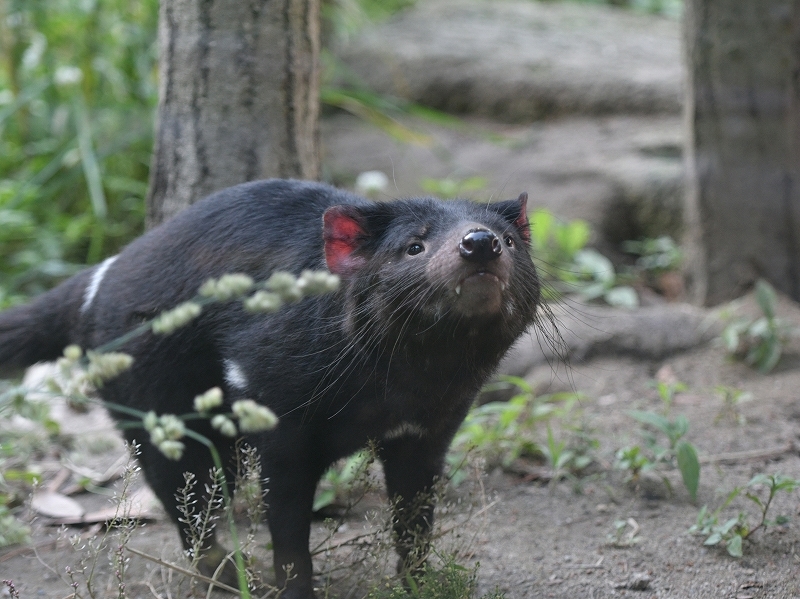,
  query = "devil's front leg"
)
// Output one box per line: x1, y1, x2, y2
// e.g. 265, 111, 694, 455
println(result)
378, 435, 449, 579
262, 431, 324, 599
